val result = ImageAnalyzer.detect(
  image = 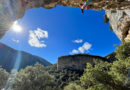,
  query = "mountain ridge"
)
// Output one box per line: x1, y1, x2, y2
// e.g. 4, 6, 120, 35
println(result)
0, 42, 51, 72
